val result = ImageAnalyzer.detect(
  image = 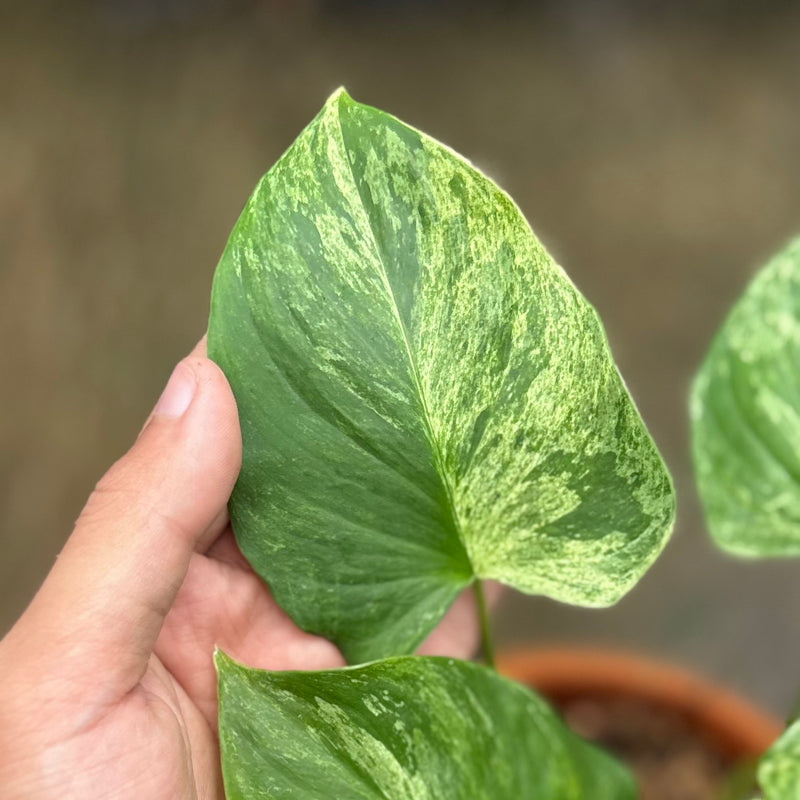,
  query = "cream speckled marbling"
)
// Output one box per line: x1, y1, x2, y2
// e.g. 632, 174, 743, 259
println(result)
208, 89, 674, 665
692, 237, 800, 556
216, 650, 635, 800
